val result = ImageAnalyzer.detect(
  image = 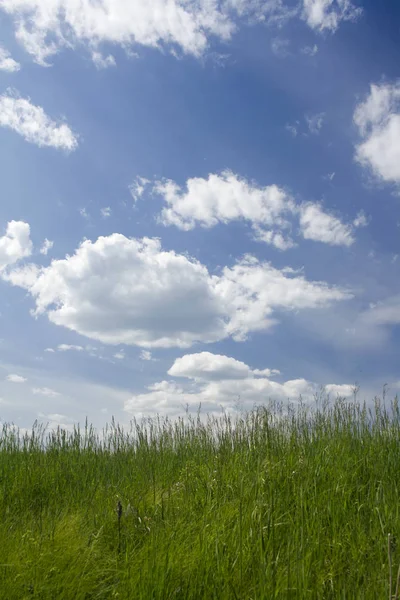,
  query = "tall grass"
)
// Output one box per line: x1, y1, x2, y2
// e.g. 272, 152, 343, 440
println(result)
1, 397, 400, 598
